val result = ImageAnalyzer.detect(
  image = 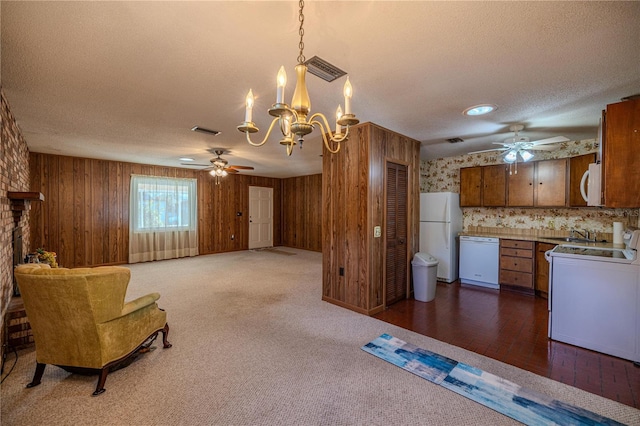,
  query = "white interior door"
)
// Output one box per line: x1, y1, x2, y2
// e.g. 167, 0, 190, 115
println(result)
249, 186, 273, 249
